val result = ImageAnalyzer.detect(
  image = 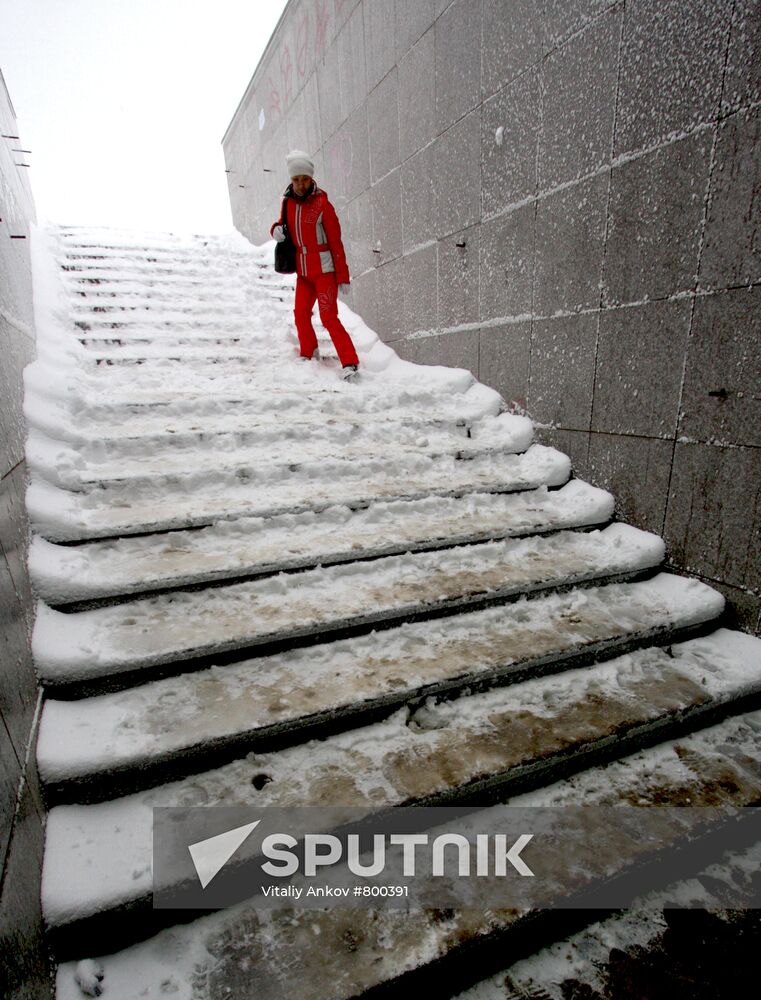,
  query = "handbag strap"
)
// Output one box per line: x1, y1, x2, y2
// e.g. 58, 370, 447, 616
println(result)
281, 197, 290, 236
